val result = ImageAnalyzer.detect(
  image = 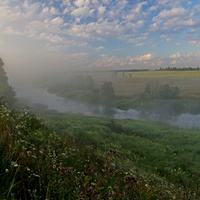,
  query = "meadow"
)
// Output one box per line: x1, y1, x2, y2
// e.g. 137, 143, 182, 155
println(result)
81, 70, 200, 97
1, 98, 200, 199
